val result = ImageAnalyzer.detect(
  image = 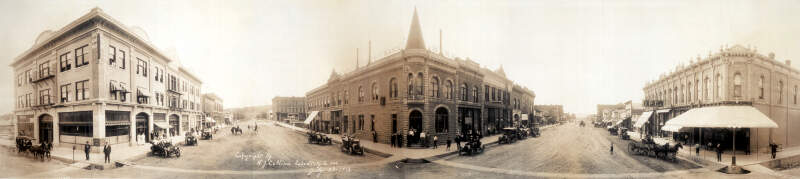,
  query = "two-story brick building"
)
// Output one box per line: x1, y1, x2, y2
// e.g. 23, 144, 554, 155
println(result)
305, 9, 535, 146
11, 8, 203, 149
